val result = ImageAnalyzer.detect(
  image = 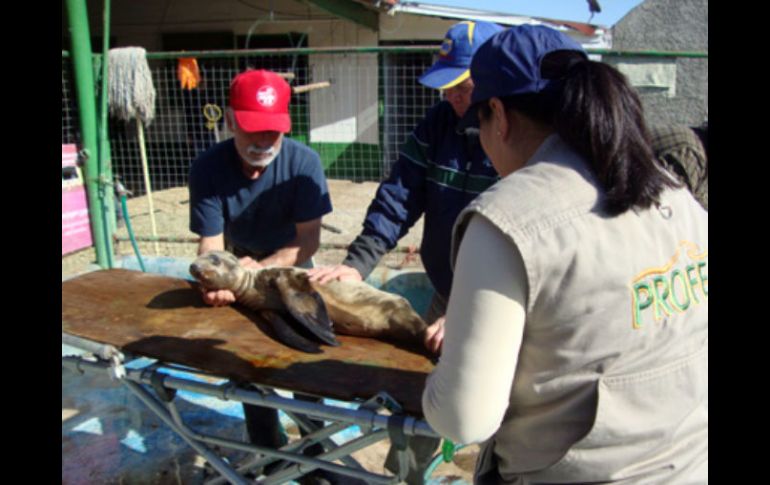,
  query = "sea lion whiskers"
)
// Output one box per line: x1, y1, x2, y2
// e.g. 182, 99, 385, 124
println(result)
190, 250, 243, 292
191, 253, 280, 307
